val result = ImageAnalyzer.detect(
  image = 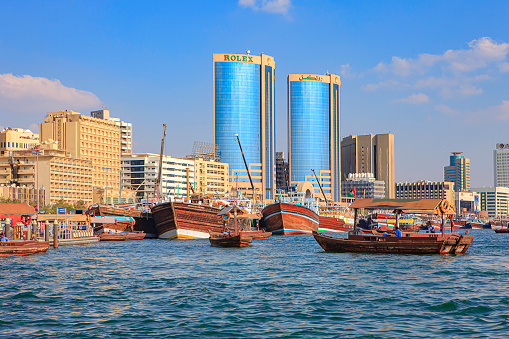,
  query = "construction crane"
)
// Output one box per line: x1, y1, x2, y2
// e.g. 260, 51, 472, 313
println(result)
154, 124, 167, 201
234, 133, 256, 203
